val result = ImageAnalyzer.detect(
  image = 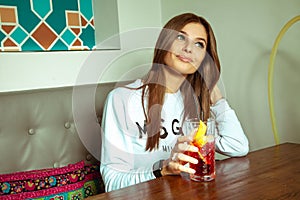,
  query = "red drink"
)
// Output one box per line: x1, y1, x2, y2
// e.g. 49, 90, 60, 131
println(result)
189, 135, 215, 181
183, 118, 216, 182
